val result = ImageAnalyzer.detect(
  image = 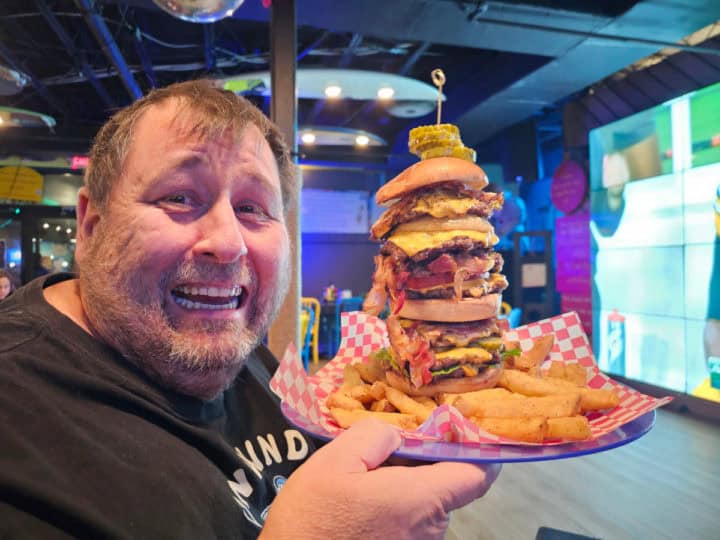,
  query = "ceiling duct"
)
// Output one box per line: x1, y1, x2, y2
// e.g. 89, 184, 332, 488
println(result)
0, 65, 28, 96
